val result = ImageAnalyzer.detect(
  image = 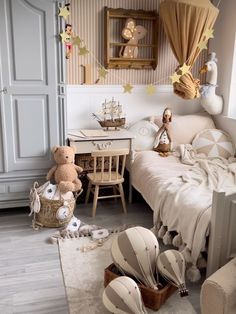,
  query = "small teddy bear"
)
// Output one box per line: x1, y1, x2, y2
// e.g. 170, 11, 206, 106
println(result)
46, 146, 83, 193
153, 107, 172, 157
